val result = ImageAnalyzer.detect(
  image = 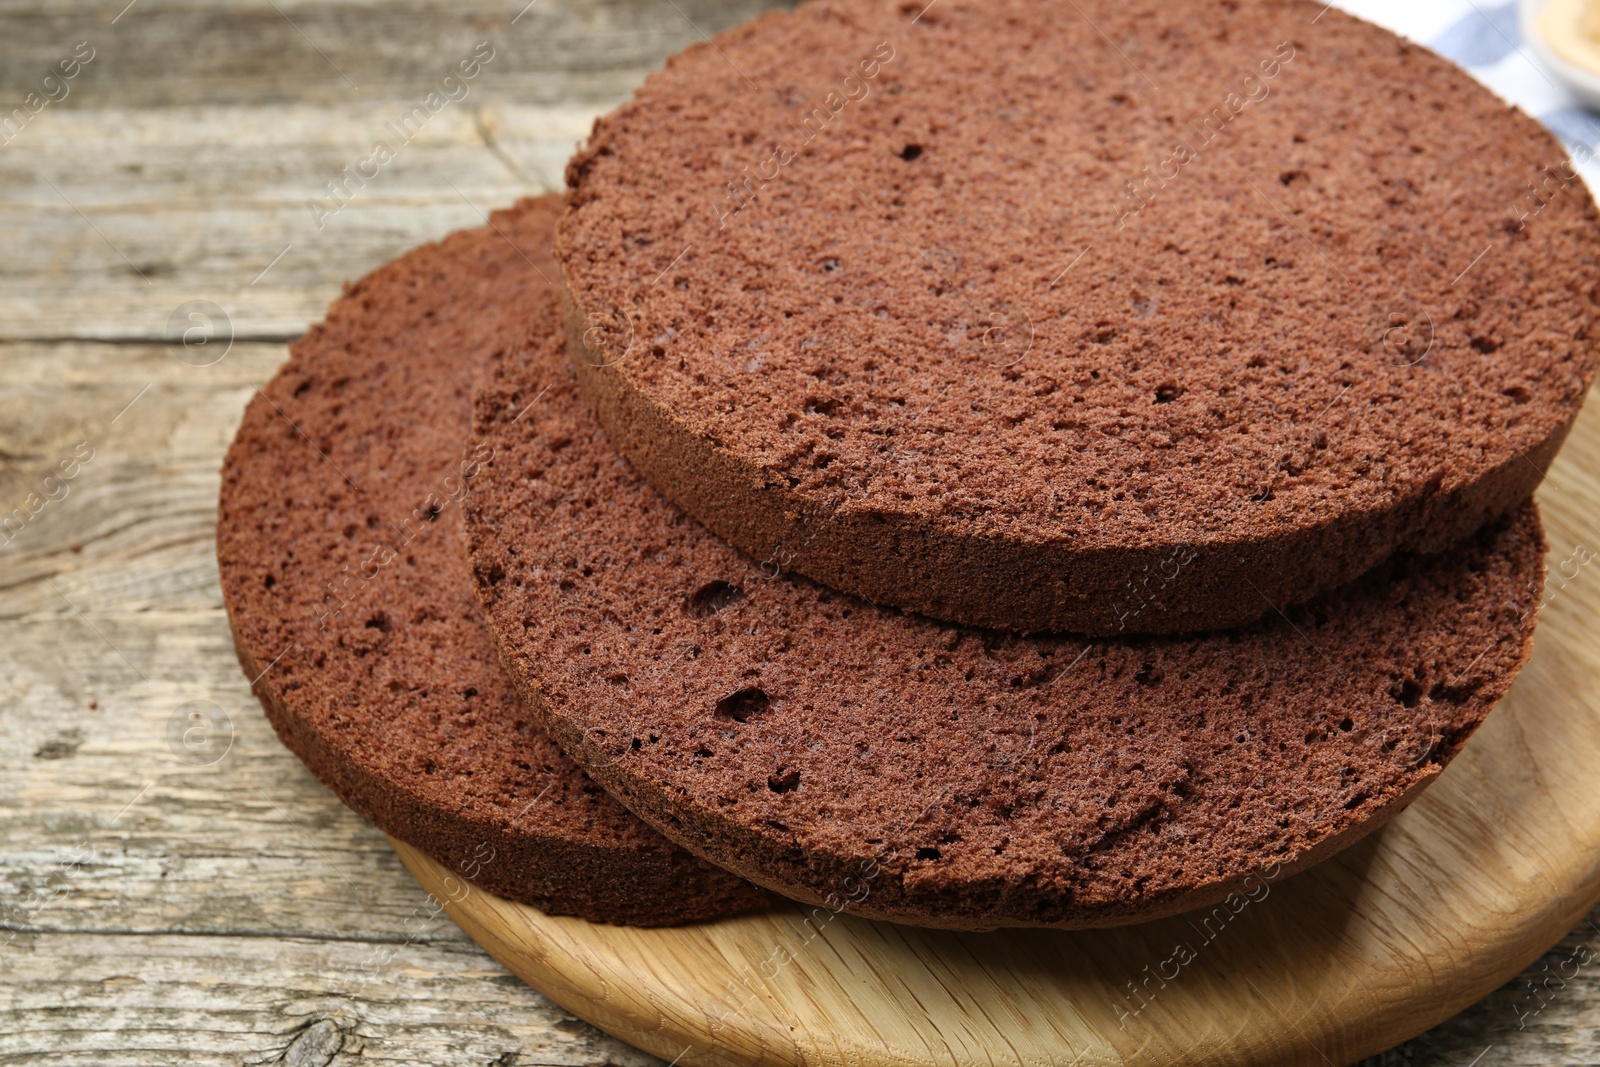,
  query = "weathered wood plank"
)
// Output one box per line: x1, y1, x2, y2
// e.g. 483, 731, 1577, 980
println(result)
0, 0, 797, 108
0, 106, 587, 341
0, 933, 659, 1067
